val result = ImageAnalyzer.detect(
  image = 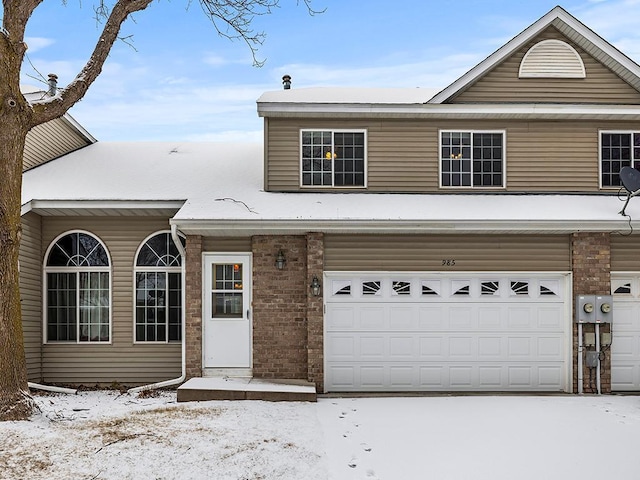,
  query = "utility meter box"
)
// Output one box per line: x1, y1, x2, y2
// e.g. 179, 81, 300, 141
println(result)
575, 295, 596, 323
595, 295, 613, 323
